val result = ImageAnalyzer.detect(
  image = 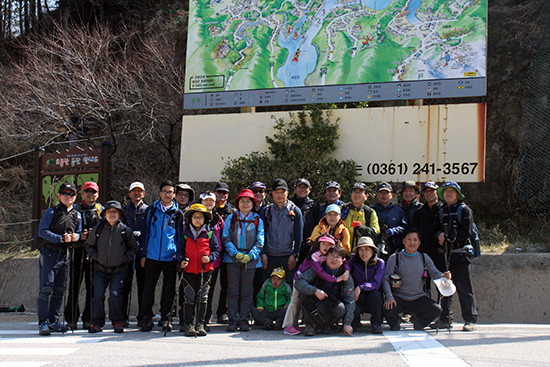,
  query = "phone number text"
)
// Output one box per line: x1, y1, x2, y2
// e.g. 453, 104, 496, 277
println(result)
365, 162, 479, 175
